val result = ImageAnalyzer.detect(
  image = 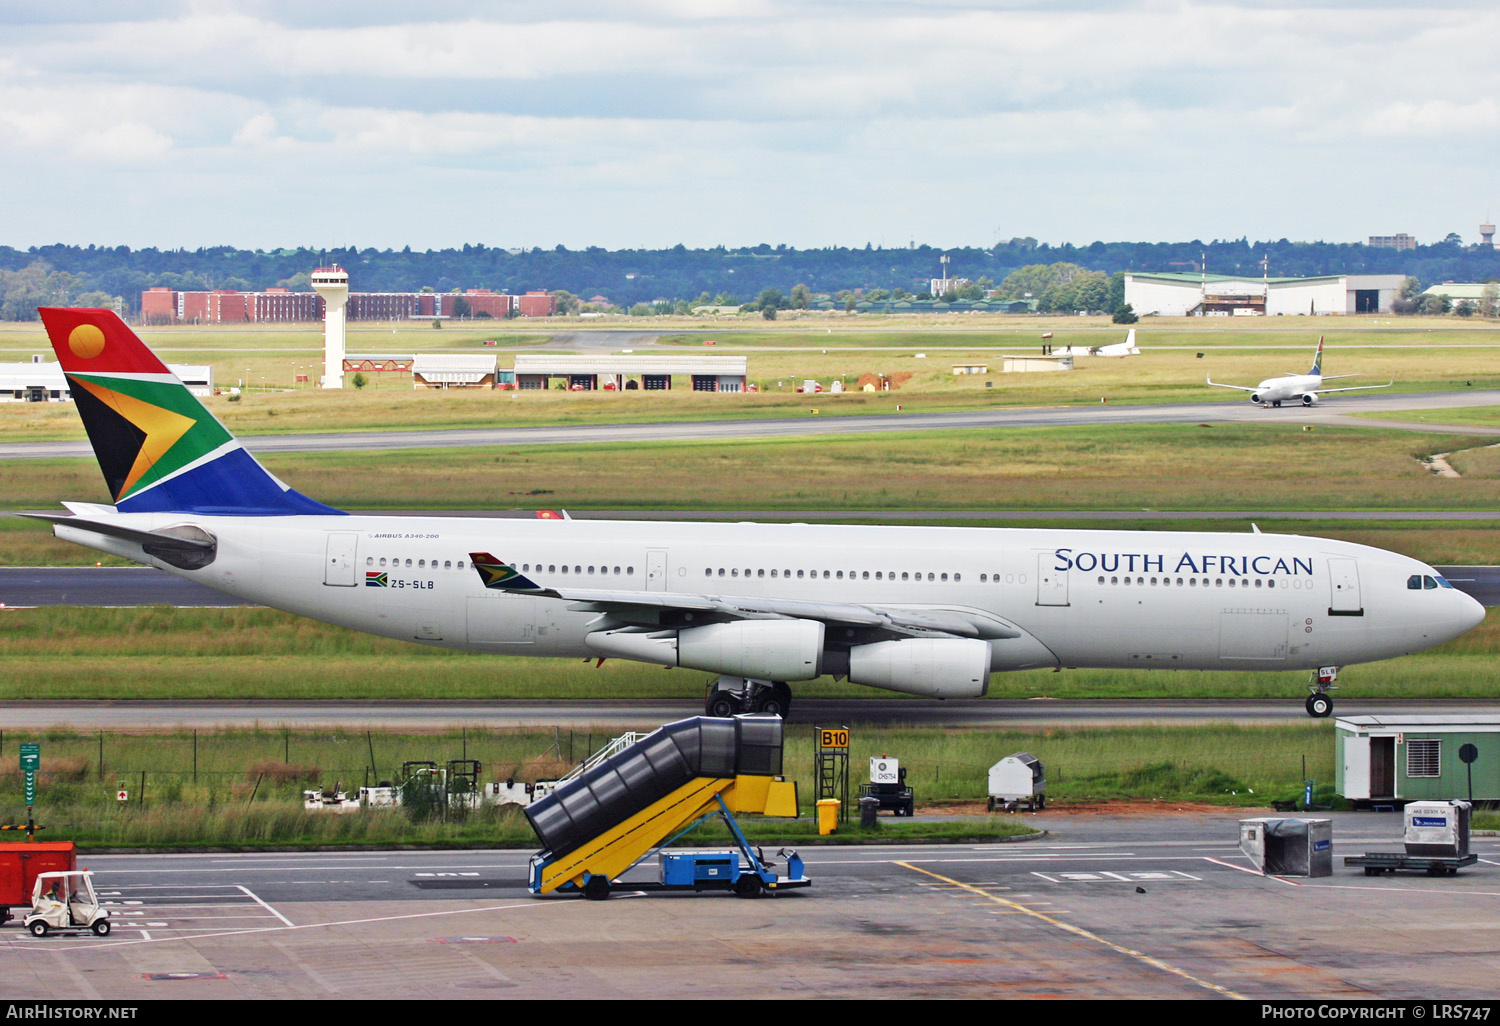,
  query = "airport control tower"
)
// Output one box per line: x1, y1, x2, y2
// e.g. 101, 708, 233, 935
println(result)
311, 266, 349, 389
1482, 221, 1495, 249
